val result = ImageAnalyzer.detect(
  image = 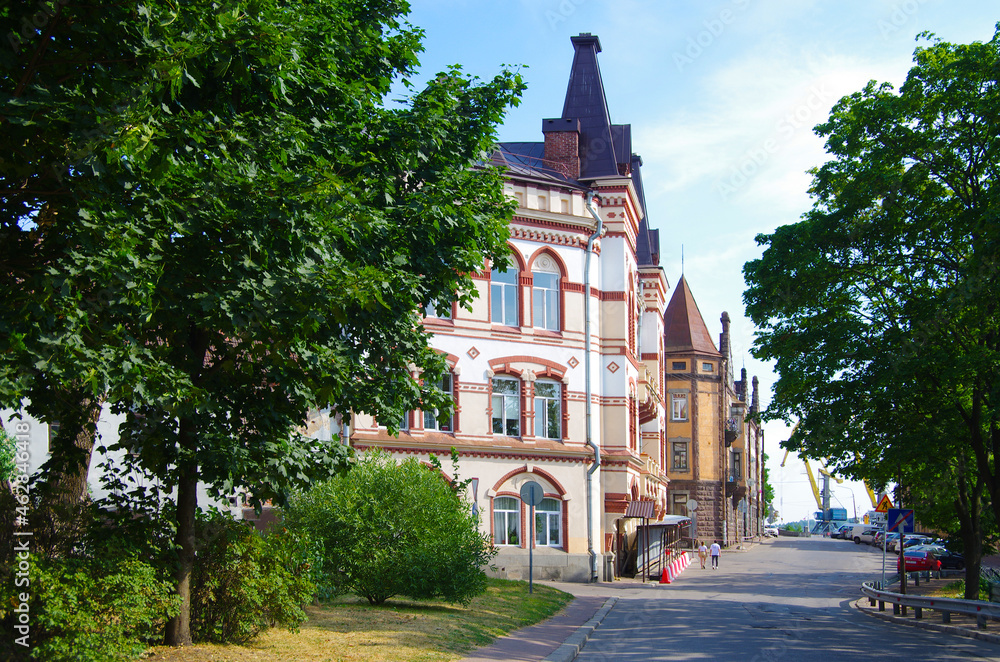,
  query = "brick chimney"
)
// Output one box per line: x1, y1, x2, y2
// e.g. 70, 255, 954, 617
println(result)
542, 117, 581, 179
